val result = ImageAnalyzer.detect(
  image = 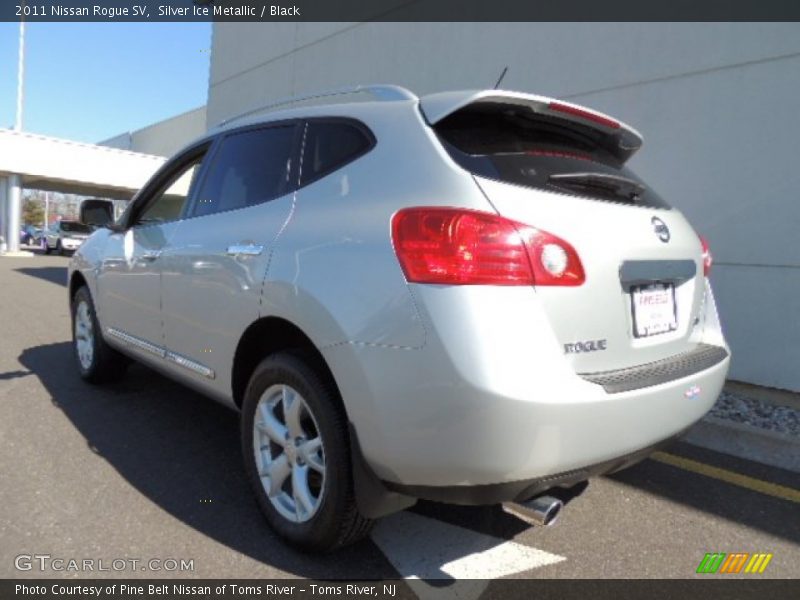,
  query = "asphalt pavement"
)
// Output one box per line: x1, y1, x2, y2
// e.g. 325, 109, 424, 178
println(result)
1, 253, 798, 590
